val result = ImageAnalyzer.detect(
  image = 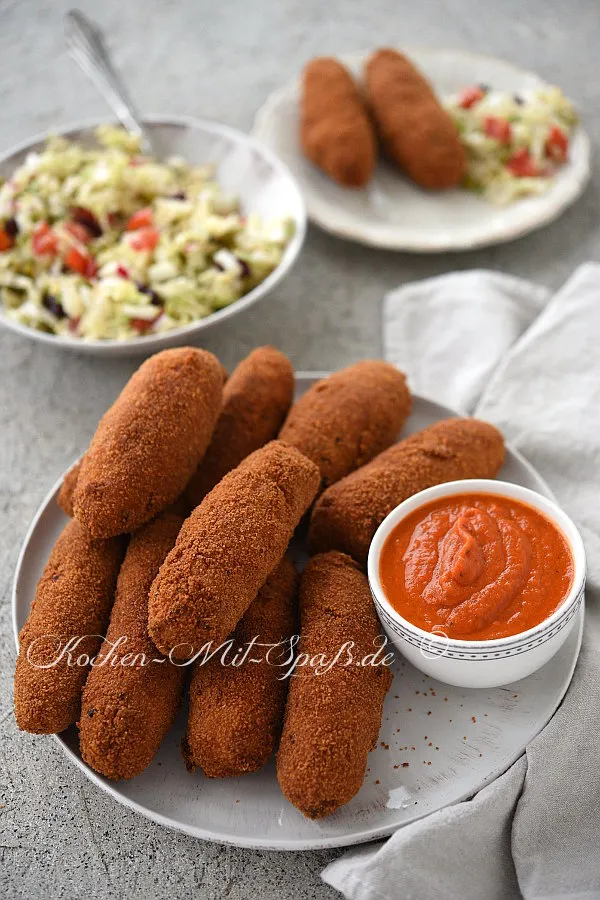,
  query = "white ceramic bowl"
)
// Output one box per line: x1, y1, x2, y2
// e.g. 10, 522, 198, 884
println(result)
0, 116, 306, 356
368, 479, 586, 688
